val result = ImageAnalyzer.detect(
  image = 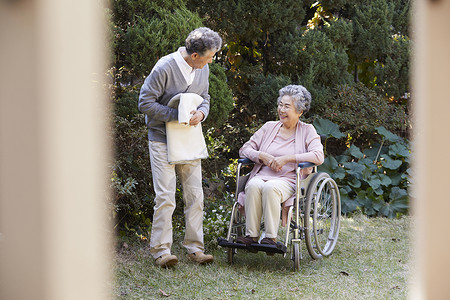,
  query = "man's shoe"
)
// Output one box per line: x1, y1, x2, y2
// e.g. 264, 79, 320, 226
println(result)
155, 254, 178, 268
187, 251, 214, 264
